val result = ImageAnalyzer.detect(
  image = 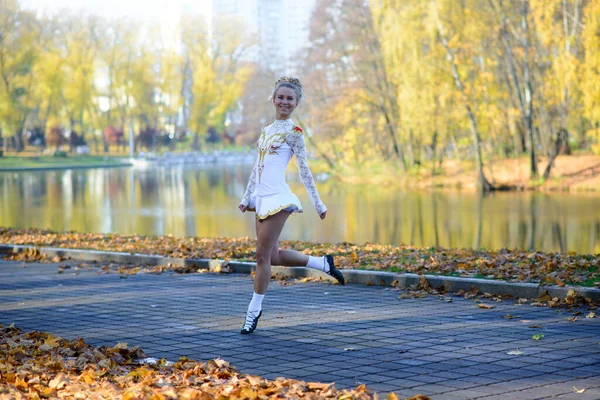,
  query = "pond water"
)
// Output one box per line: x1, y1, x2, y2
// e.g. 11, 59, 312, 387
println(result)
1, 165, 599, 254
